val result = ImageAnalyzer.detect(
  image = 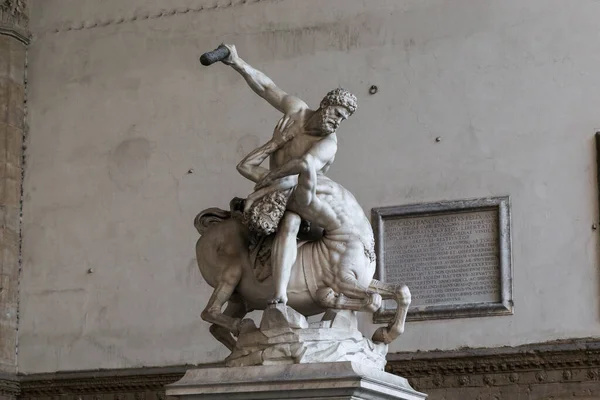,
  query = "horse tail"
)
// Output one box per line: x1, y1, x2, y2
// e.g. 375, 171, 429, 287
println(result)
194, 207, 231, 235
